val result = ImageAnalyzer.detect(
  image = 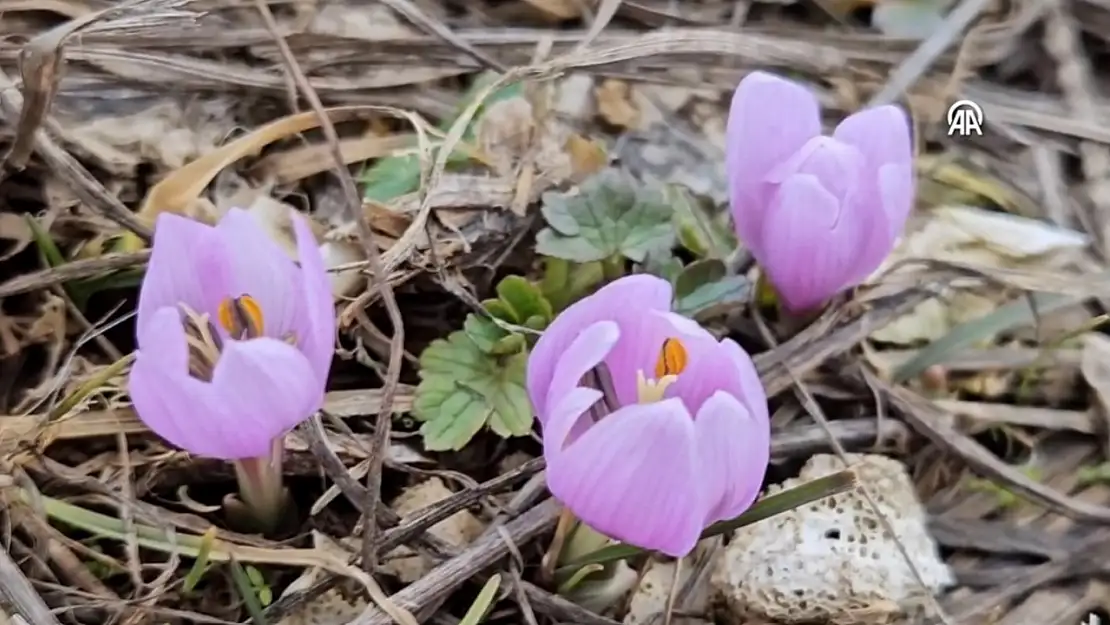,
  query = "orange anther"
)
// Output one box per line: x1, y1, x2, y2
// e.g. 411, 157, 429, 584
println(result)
217, 294, 265, 338
653, 338, 688, 379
